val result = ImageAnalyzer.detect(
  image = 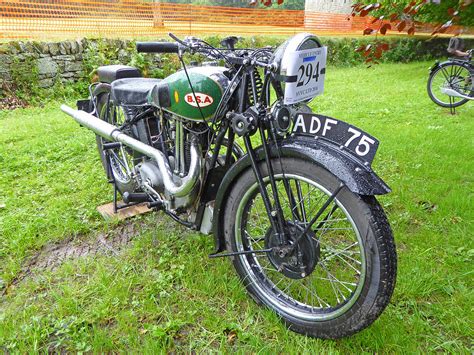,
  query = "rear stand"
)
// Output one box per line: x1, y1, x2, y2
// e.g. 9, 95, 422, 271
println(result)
102, 142, 140, 214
